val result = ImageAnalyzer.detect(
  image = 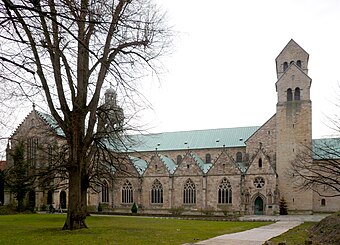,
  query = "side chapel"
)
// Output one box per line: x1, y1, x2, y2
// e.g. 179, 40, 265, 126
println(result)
4, 39, 340, 215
